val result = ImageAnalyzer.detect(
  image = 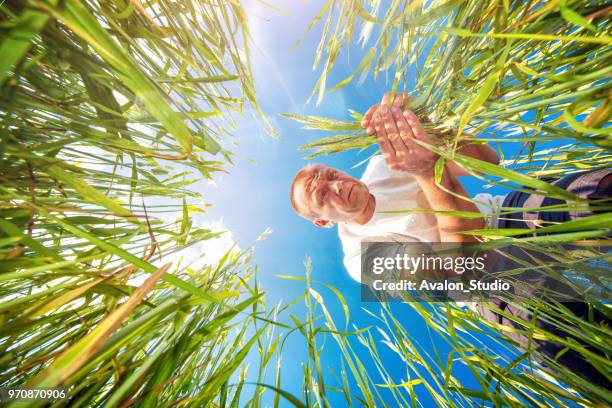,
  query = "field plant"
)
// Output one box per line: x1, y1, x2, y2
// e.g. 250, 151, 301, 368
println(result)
282, 255, 611, 407
0, 1, 281, 406
289, 0, 610, 171
282, 0, 612, 406
1, 0, 610, 407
